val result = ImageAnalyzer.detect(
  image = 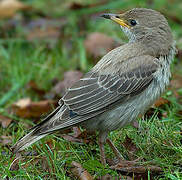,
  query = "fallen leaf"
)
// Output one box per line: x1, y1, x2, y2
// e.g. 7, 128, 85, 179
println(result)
154, 97, 170, 107
167, 73, 182, 100
110, 162, 162, 174
145, 108, 163, 120
71, 161, 93, 180
178, 110, 182, 115
170, 74, 182, 89
61, 129, 96, 144
131, 121, 139, 129
0, 0, 30, 19
75, 130, 96, 143
176, 47, 182, 60
69, 1, 106, 10
61, 134, 89, 144
69, 2, 87, 10
0, 114, 12, 128
47, 70, 83, 98
72, 127, 82, 138
100, 174, 132, 180
26, 26, 60, 41
84, 32, 120, 60
12, 98, 57, 118
26, 18, 66, 42
27, 80, 46, 96
0, 135, 12, 145
122, 136, 138, 160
